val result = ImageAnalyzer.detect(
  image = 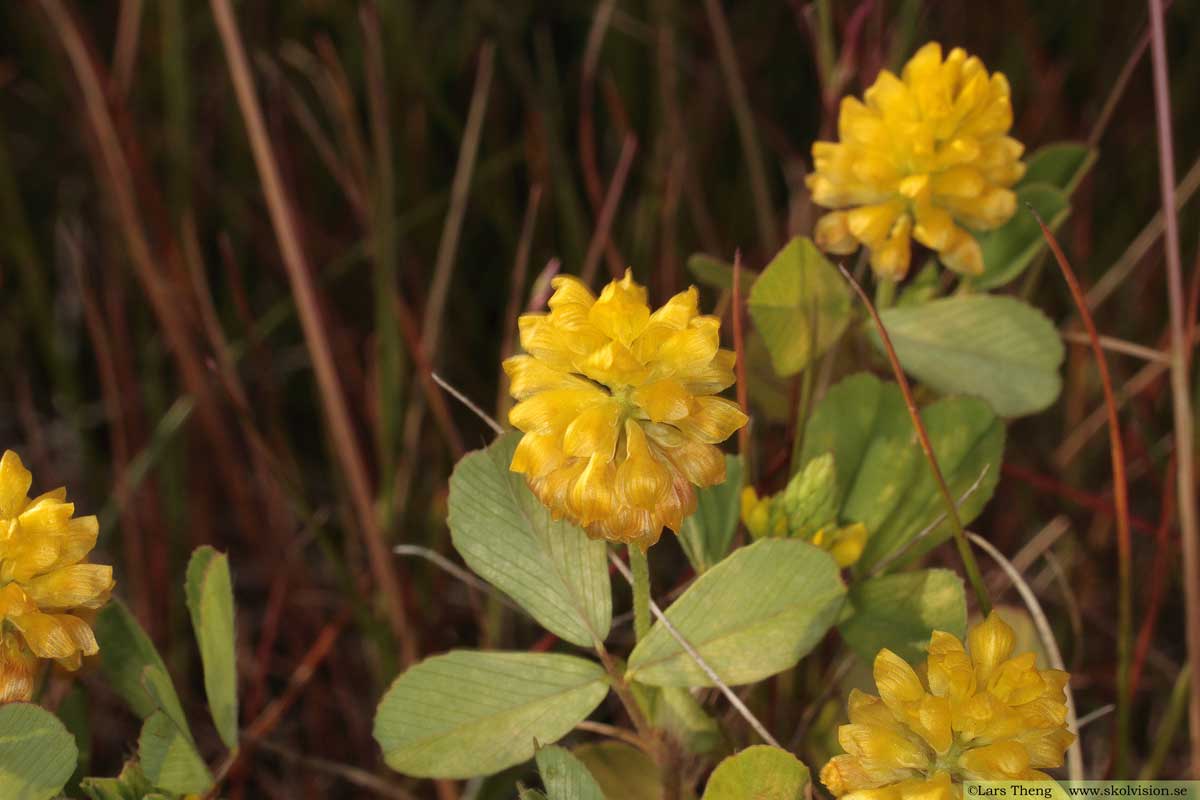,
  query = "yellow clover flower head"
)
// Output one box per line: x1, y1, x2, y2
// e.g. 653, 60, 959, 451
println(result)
808, 42, 1025, 280
505, 270, 748, 549
0, 451, 113, 702
821, 613, 1074, 800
